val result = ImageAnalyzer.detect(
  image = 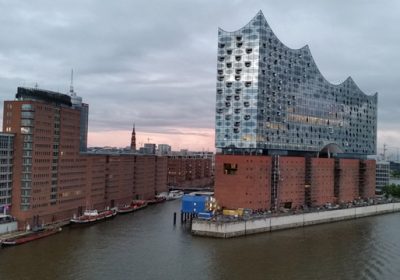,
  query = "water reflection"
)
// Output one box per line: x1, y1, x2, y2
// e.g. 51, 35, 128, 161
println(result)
1, 201, 400, 280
